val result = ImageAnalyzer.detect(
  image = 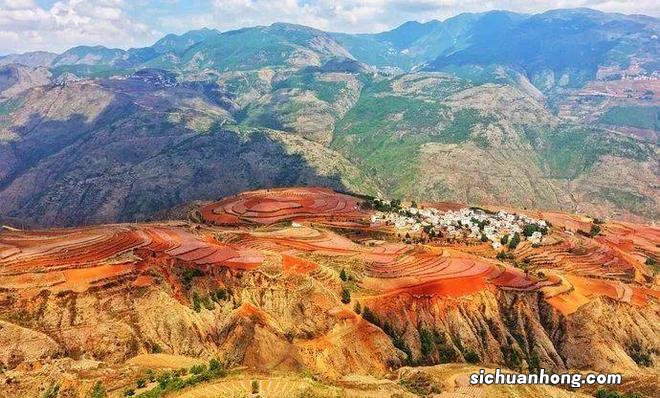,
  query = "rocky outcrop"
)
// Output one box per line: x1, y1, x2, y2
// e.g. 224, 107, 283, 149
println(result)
361, 289, 659, 374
